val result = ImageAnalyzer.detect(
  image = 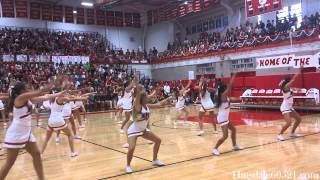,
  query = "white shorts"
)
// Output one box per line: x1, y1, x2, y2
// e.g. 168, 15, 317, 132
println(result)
4, 123, 36, 149
217, 112, 230, 126
280, 103, 294, 114
127, 120, 148, 137
48, 114, 67, 131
